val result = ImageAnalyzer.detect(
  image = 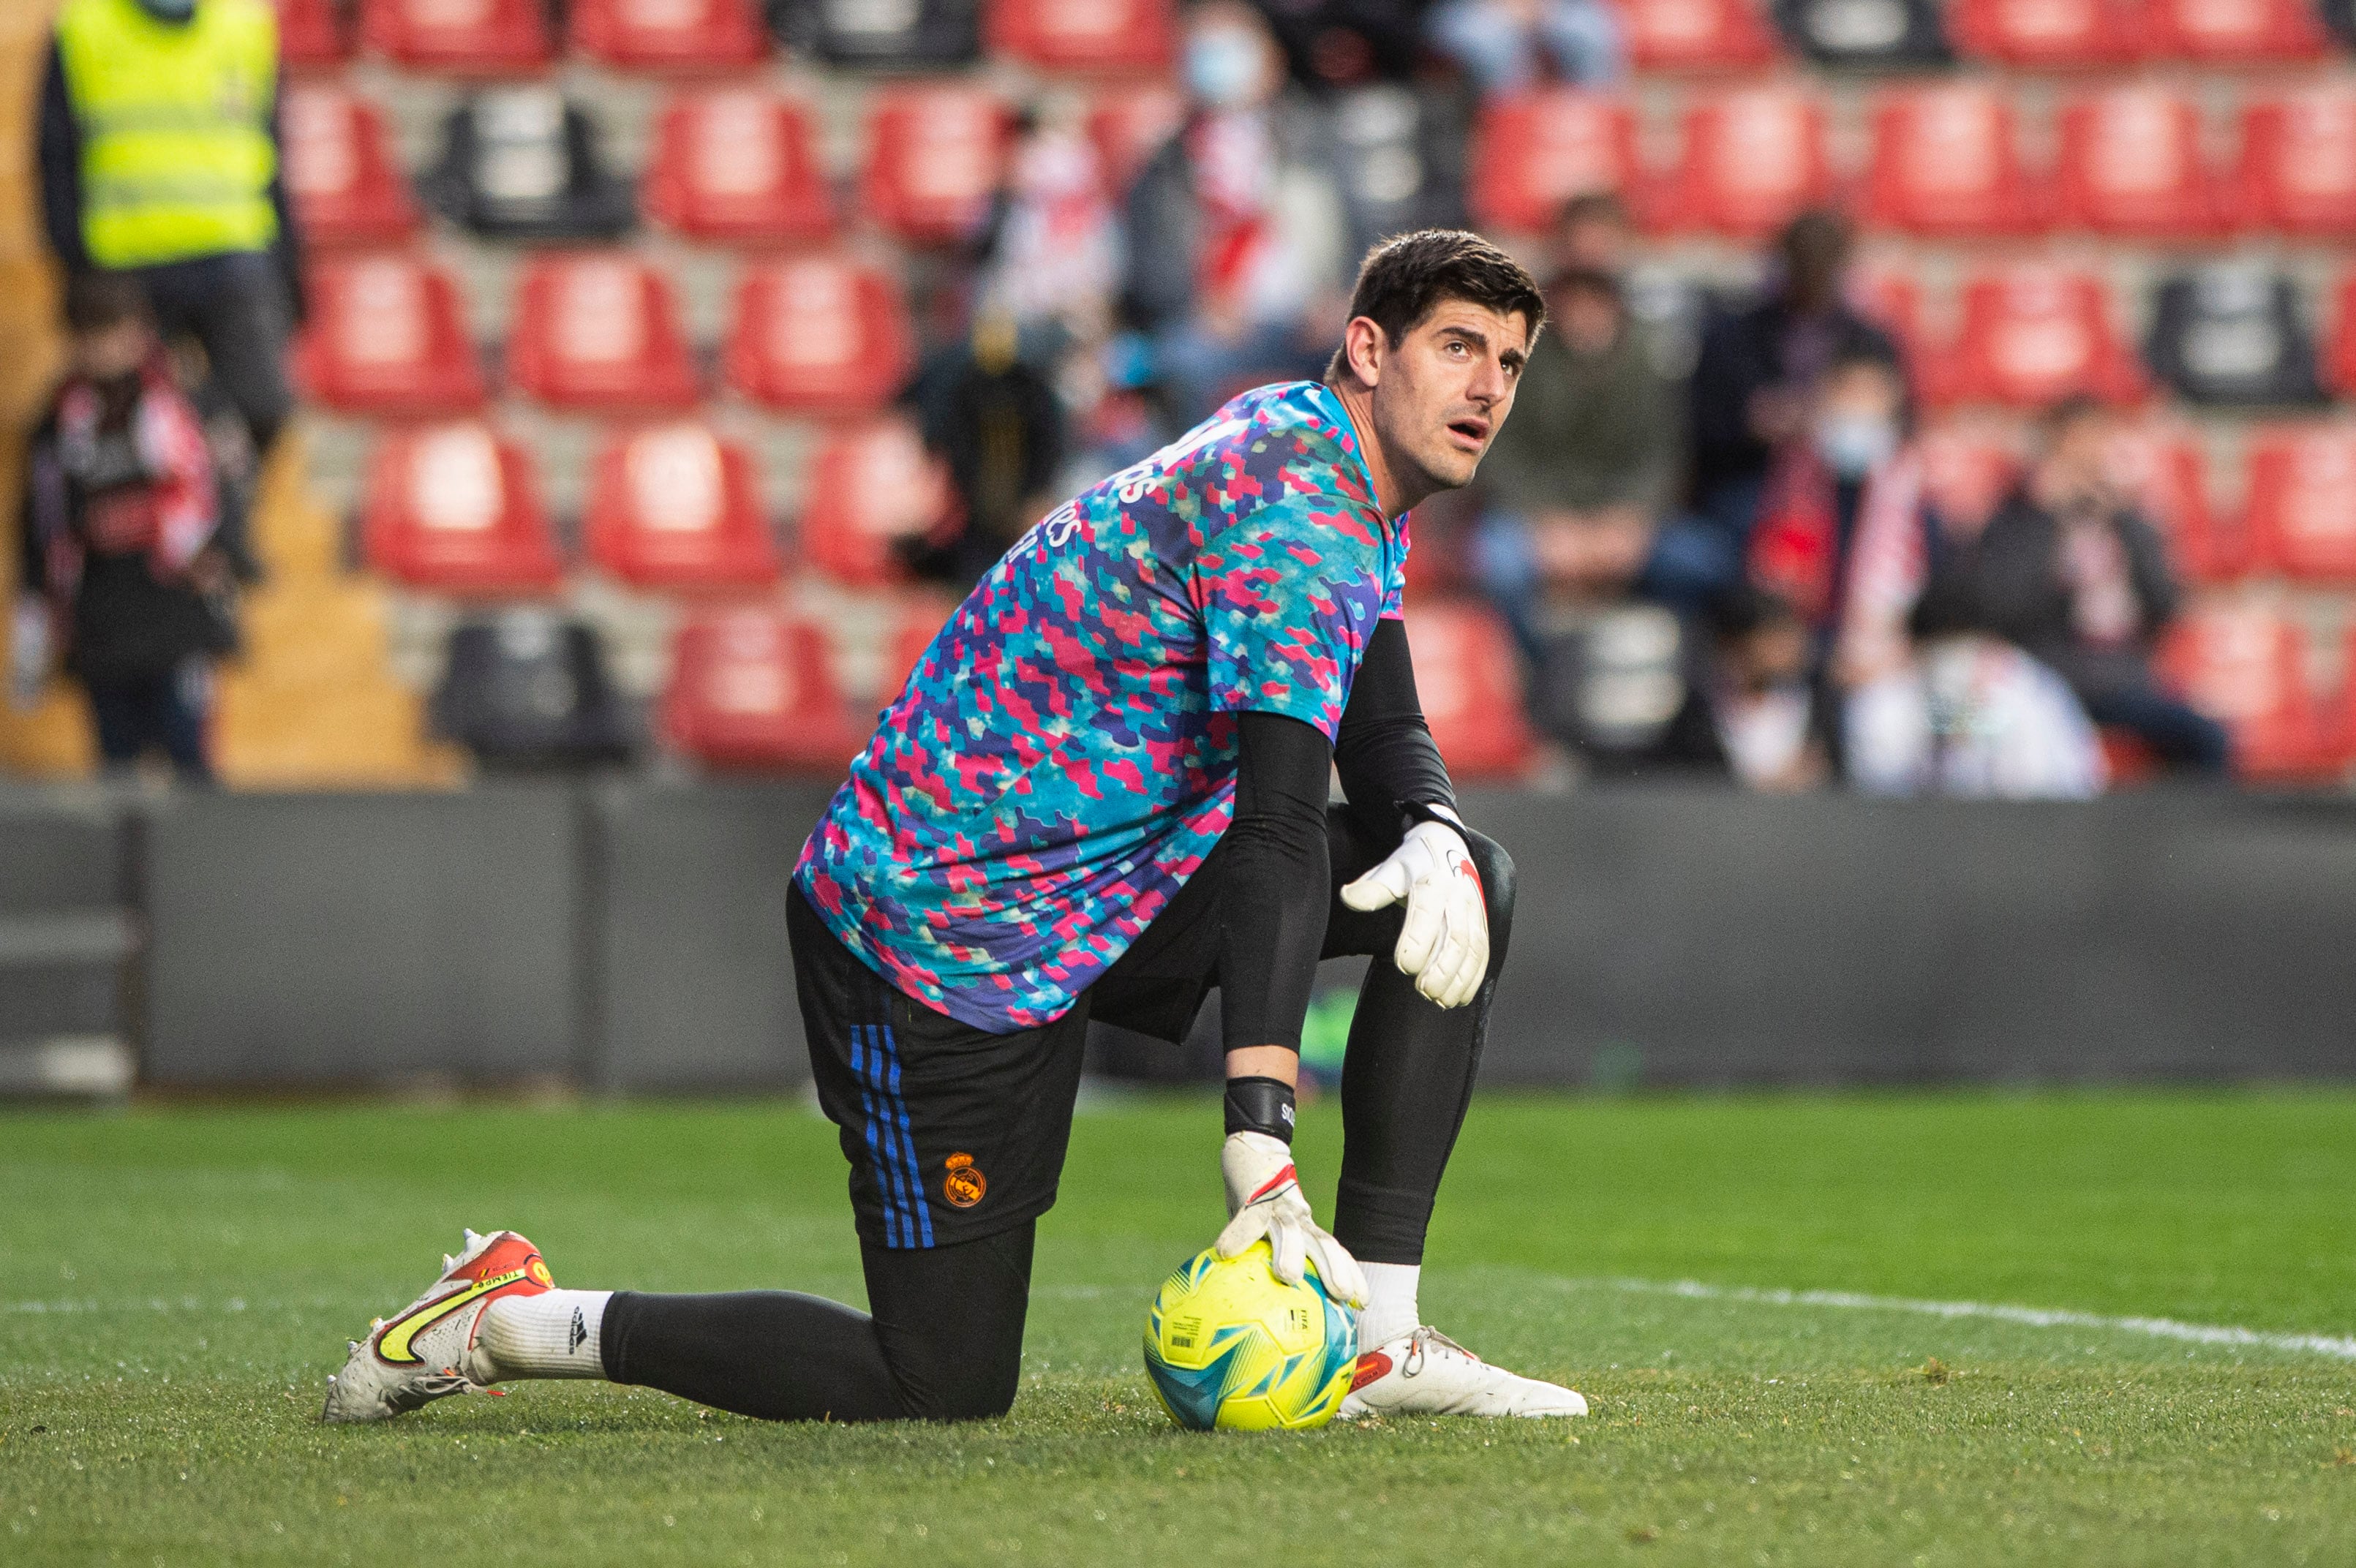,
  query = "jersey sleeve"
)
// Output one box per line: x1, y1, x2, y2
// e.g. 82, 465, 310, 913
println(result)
1194, 489, 1390, 742
1380, 511, 1412, 621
